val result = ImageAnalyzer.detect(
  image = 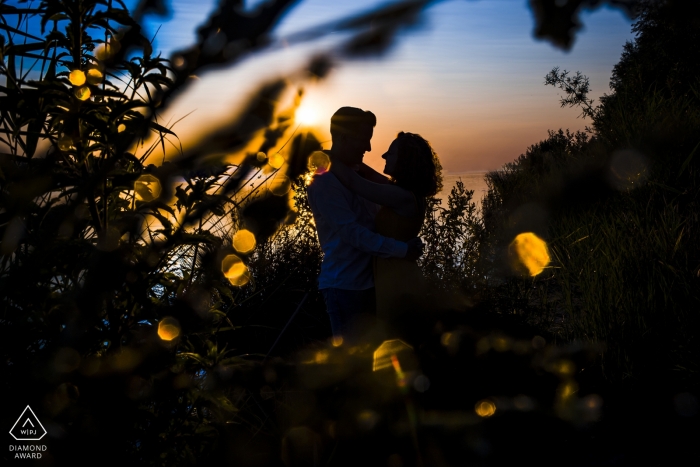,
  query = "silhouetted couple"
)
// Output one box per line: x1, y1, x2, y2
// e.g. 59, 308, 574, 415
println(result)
307, 107, 442, 346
